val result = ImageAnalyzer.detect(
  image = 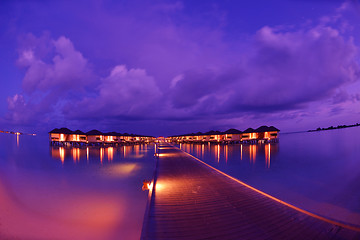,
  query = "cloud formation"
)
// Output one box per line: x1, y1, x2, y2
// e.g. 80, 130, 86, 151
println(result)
65, 65, 162, 119
2, 1, 360, 134
170, 24, 359, 116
